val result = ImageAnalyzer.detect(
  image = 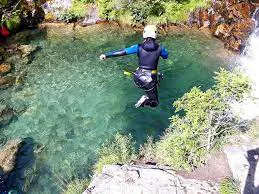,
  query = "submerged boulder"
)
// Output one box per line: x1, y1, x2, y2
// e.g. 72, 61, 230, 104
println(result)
0, 139, 22, 173
17, 45, 38, 58
0, 105, 15, 127
85, 165, 219, 194
0, 63, 11, 75
0, 76, 16, 89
